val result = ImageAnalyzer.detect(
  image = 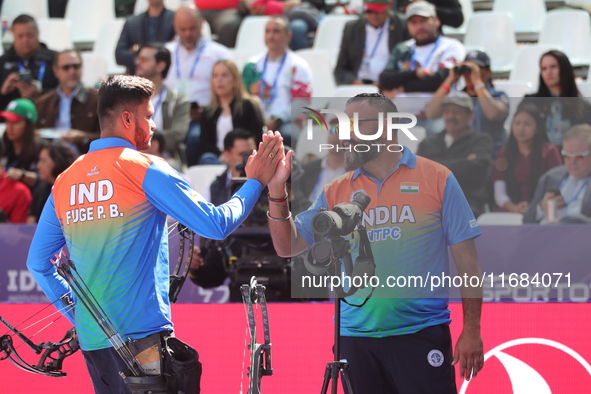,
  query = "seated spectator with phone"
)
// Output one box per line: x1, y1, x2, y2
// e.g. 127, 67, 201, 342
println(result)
0, 15, 58, 112
524, 124, 591, 224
